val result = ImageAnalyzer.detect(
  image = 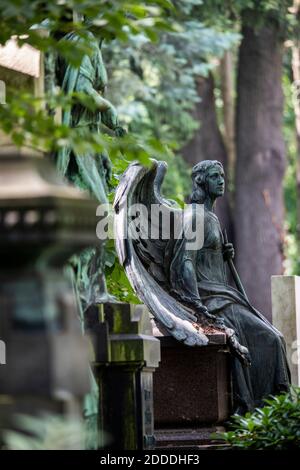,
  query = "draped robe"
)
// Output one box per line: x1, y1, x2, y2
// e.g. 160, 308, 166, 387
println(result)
169, 205, 290, 412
